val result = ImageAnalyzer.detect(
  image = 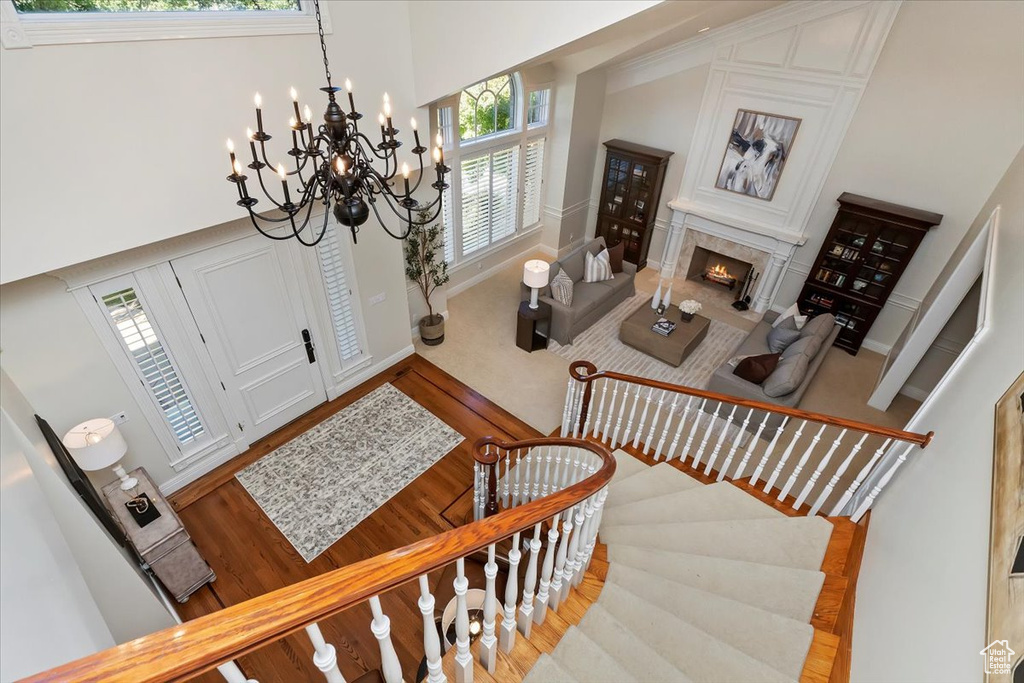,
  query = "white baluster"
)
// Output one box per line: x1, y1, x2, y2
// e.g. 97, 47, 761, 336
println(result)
580, 380, 597, 438
831, 438, 893, 516
418, 576, 446, 683
732, 412, 769, 480
717, 408, 752, 481
559, 446, 573, 490
779, 423, 827, 501
704, 405, 738, 475
691, 402, 721, 469
581, 488, 607, 574
850, 442, 916, 522
560, 377, 575, 437
305, 623, 346, 683
542, 446, 553, 497
602, 381, 621, 442
663, 395, 692, 461
548, 509, 573, 611
764, 420, 806, 493
563, 503, 586, 598
617, 384, 642, 448
473, 463, 482, 521
368, 596, 403, 683
521, 448, 533, 505
512, 448, 523, 507
478, 545, 498, 673
452, 560, 473, 683
681, 399, 708, 464
810, 433, 867, 516
499, 532, 521, 653
750, 416, 790, 486
651, 393, 675, 456
532, 448, 543, 501
591, 378, 610, 439
518, 523, 542, 636
795, 428, 847, 510
632, 388, 656, 449
217, 661, 257, 683
552, 447, 563, 494
572, 496, 595, 587
502, 451, 511, 509
534, 513, 560, 625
